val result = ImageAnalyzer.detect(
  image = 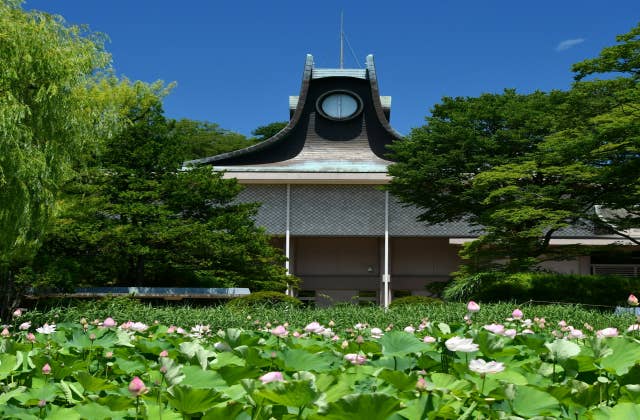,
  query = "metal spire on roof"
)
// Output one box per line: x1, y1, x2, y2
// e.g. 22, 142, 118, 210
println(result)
339, 12, 362, 68
340, 11, 344, 69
